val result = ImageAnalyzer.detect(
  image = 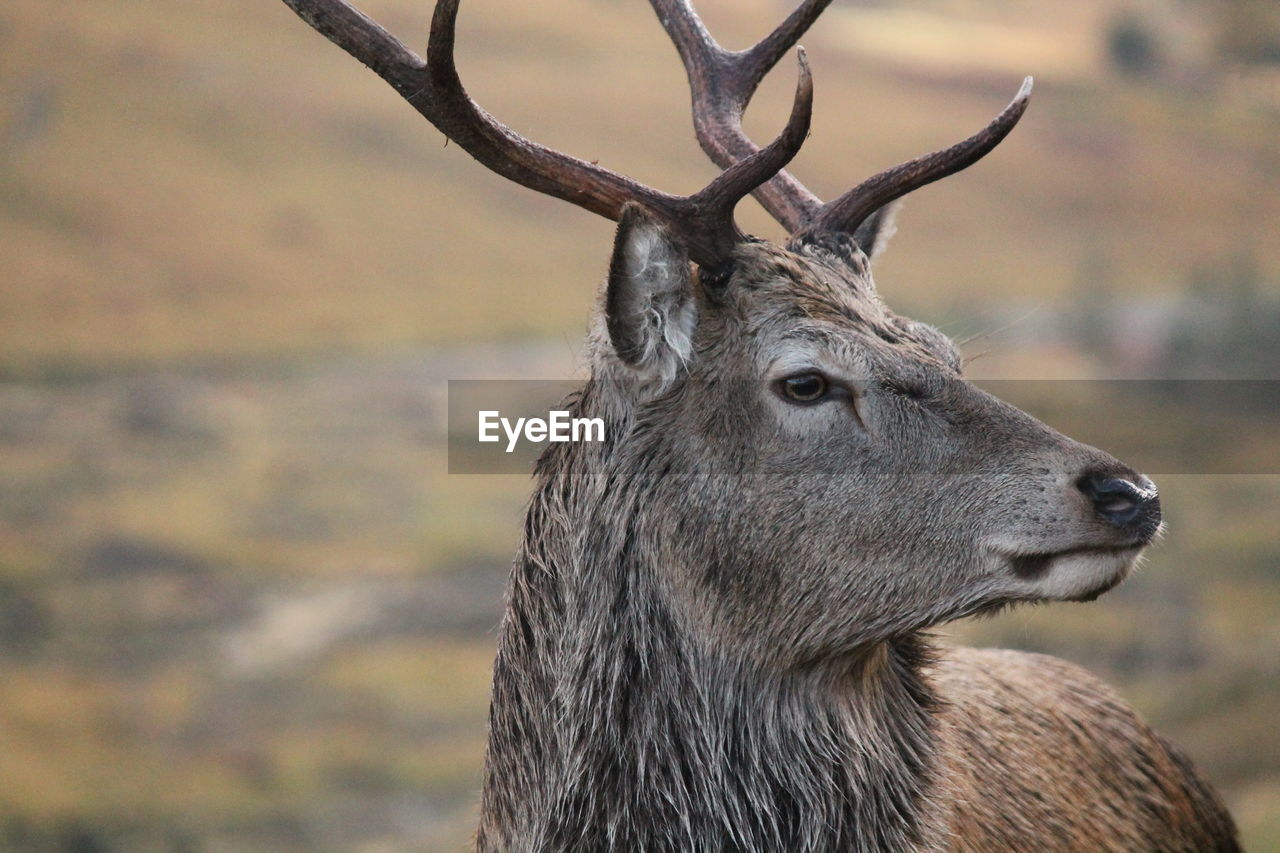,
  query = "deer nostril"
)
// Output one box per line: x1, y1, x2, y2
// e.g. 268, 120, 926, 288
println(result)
1096, 490, 1138, 522
1077, 472, 1160, 532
